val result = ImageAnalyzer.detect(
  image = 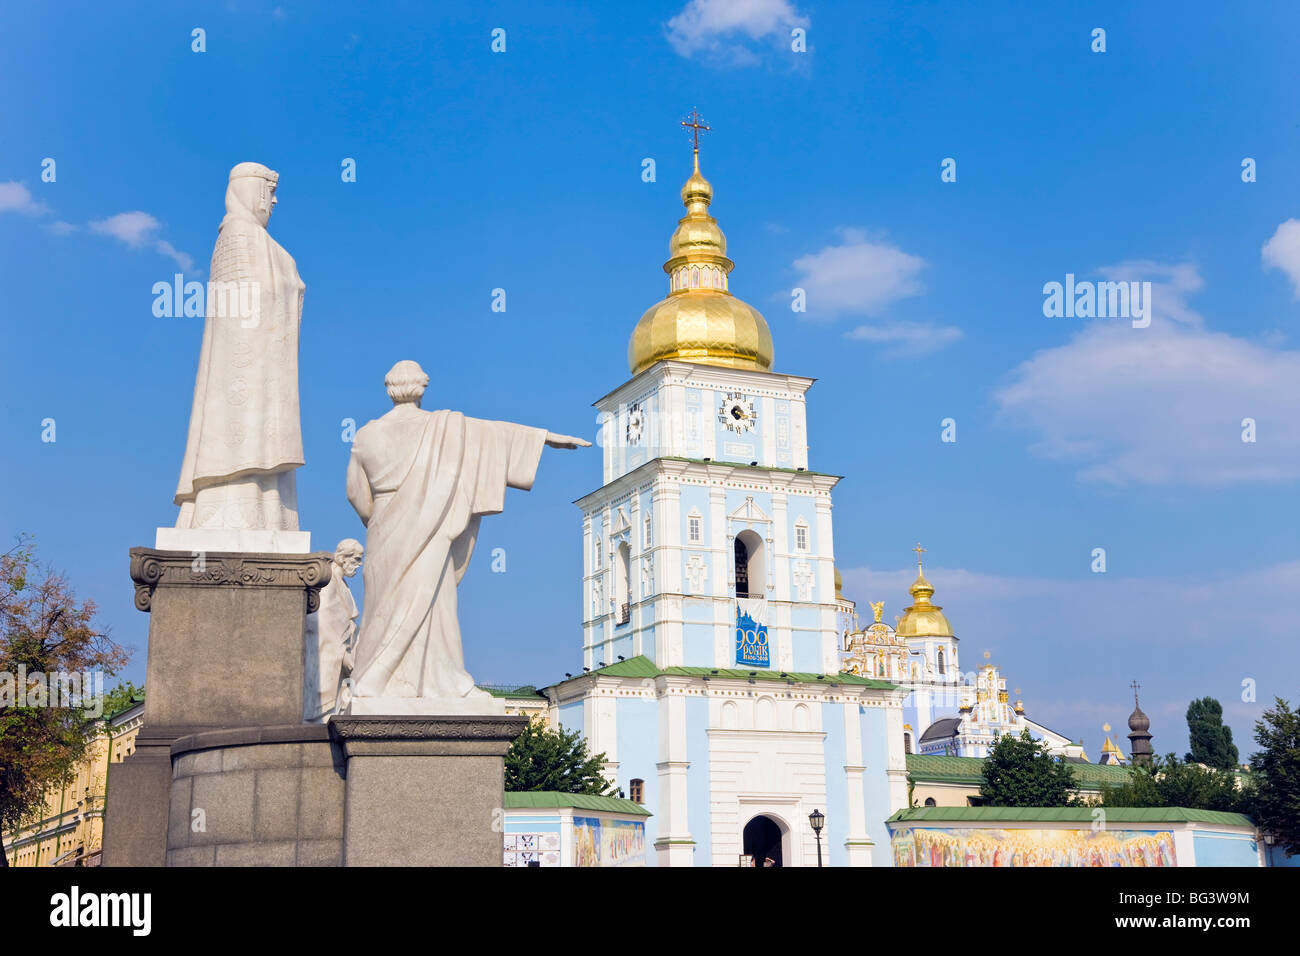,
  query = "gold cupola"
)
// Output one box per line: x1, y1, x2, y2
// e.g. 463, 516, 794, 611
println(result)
628, 132, 774, 375
895, 545, 954, 638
